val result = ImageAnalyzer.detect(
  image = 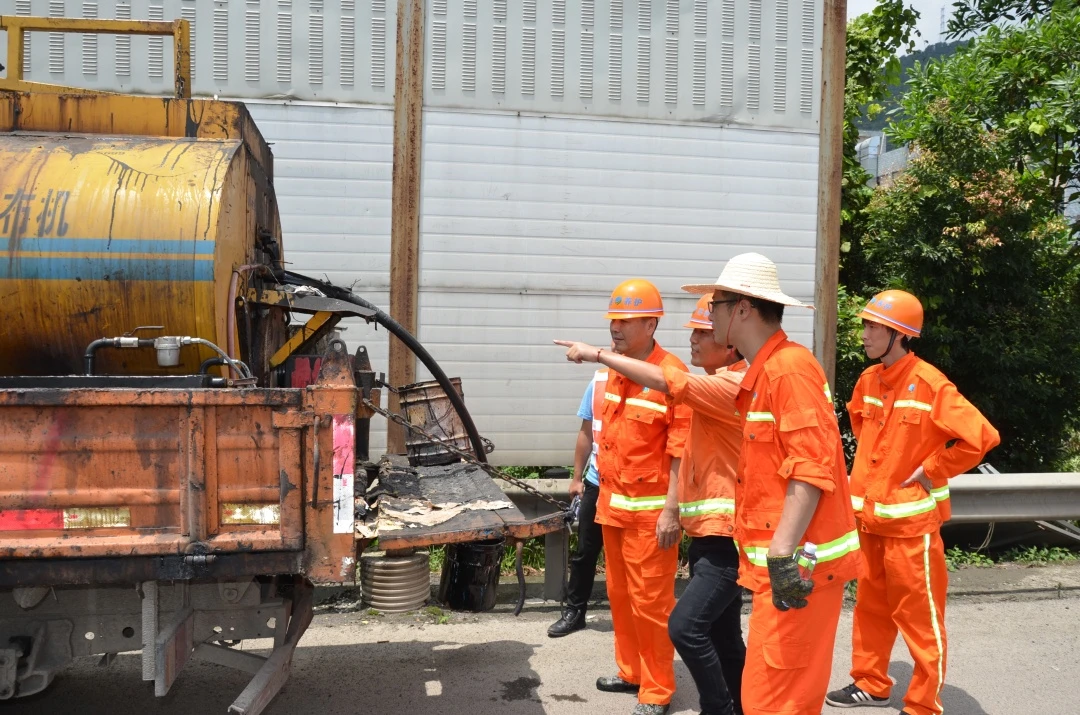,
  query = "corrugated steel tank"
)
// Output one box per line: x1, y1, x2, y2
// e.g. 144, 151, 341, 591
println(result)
0, 93, 285, 378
